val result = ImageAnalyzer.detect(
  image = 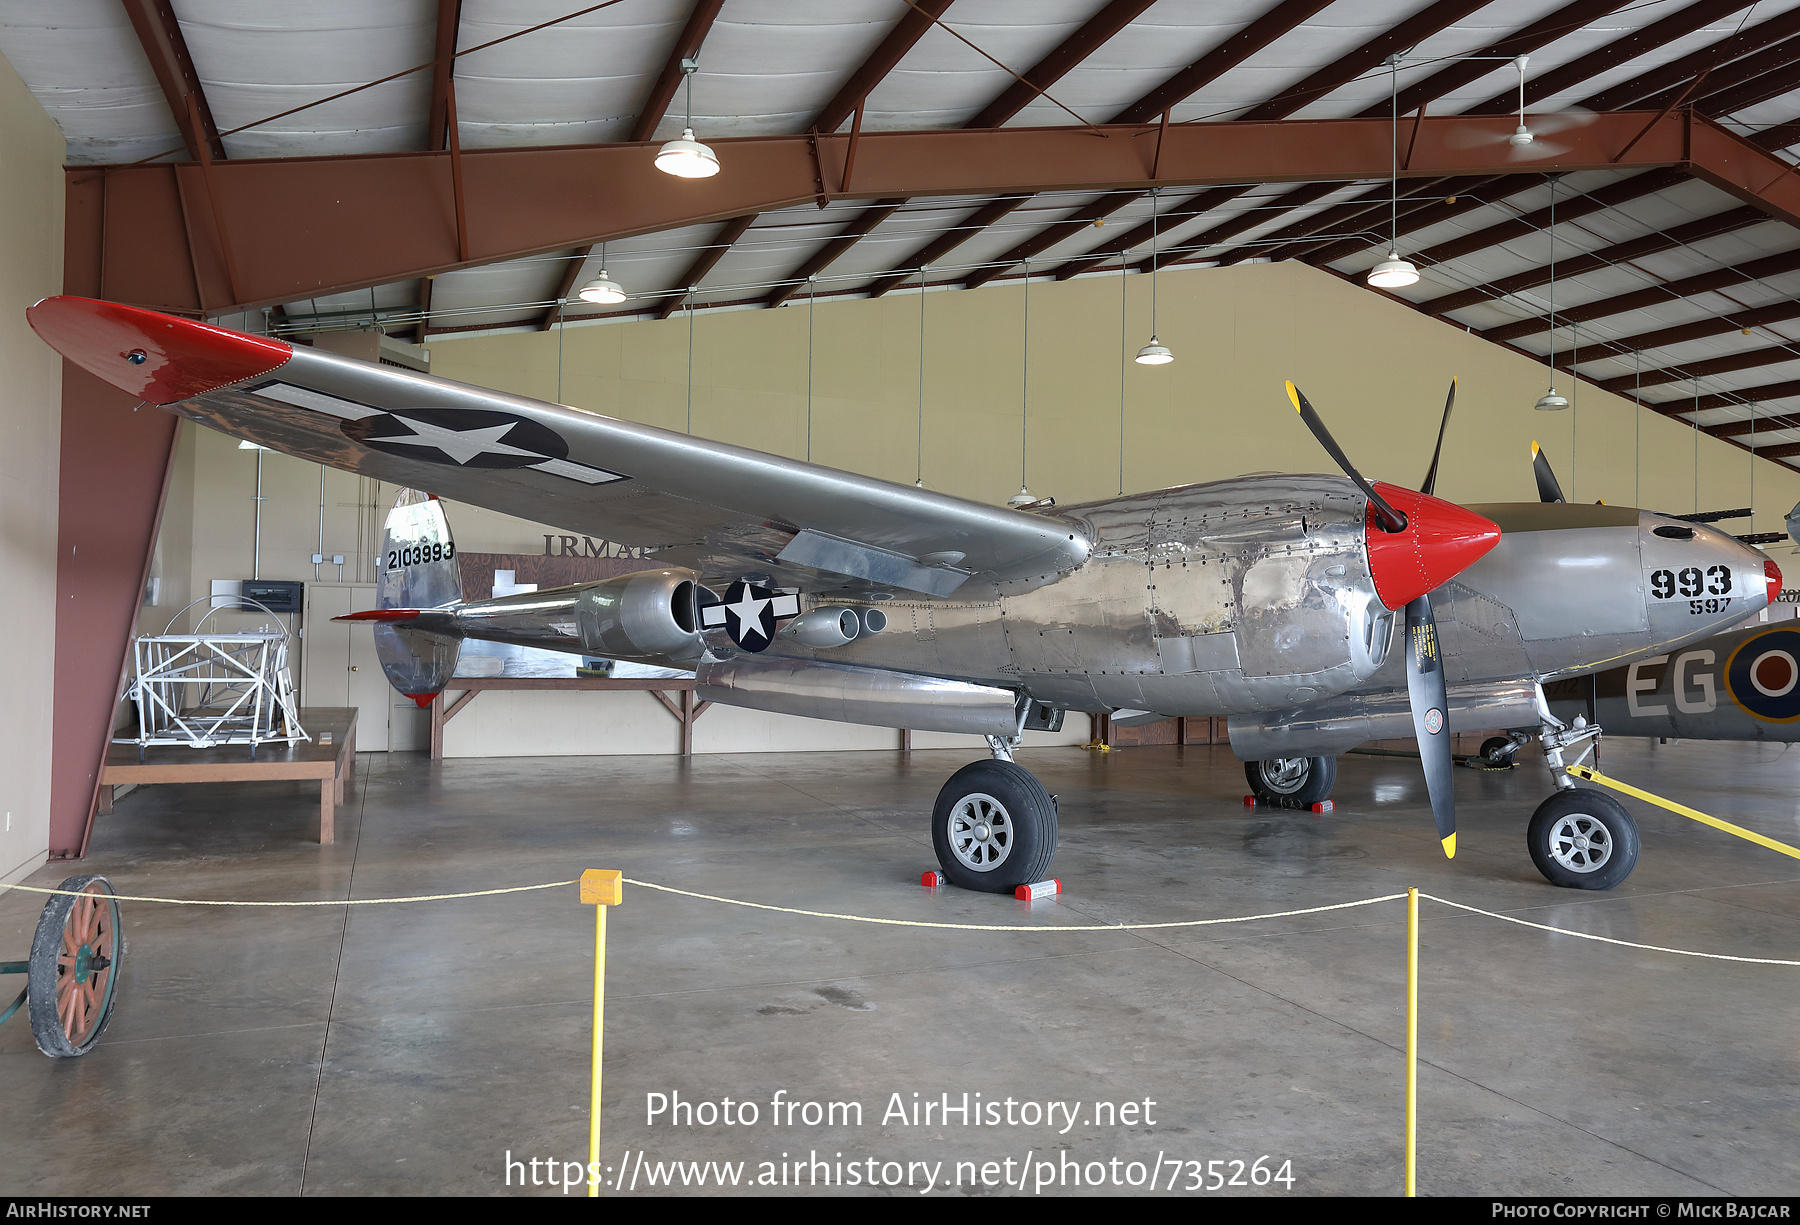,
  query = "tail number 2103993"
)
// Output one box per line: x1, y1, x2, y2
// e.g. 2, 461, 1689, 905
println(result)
388, 541, 454, 570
